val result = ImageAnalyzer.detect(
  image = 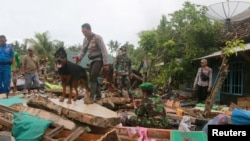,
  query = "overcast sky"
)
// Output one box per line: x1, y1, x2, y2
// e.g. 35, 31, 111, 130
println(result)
1, 0, 250, 48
